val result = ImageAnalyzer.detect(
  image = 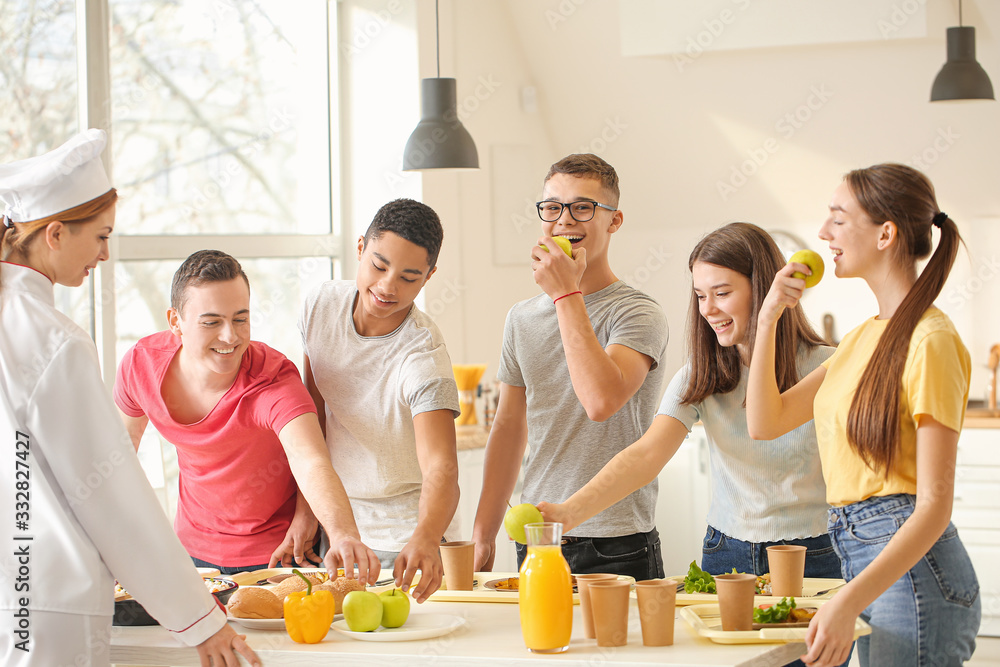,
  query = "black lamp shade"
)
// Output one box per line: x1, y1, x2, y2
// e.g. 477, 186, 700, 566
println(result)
403, 78, 479, 170
931, 27, 995, 101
